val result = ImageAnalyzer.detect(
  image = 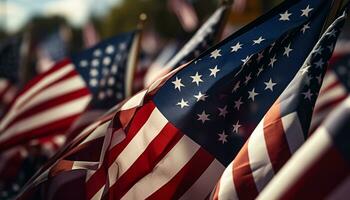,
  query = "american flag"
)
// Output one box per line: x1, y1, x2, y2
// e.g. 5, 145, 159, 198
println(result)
310, 53, 350, 133
0, 31, 137, 152
16, 0, 337, 199
211, 10, 347, 200
258, 96, 350, 199
145, 3, 231, 86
